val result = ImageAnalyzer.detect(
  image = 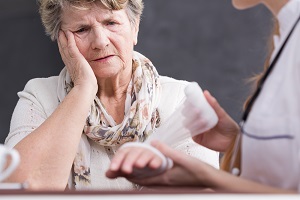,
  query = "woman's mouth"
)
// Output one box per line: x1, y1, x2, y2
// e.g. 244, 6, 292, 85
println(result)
93, 55, 114, 62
